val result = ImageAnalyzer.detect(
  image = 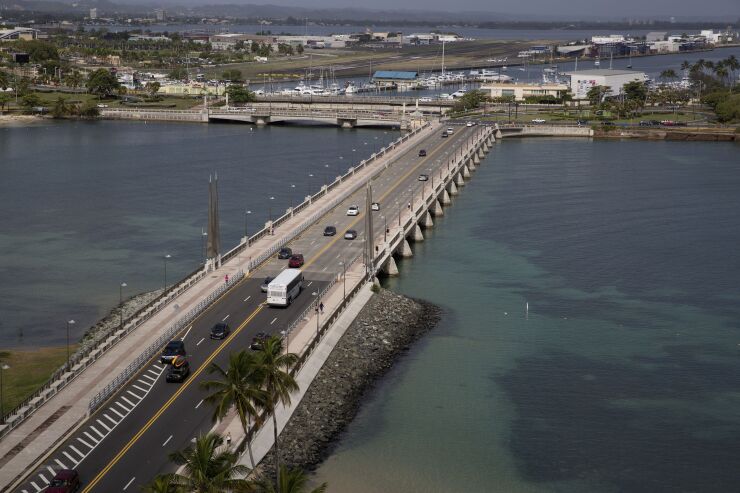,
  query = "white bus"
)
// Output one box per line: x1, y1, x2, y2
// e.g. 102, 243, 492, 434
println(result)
266, 268, 304, 307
